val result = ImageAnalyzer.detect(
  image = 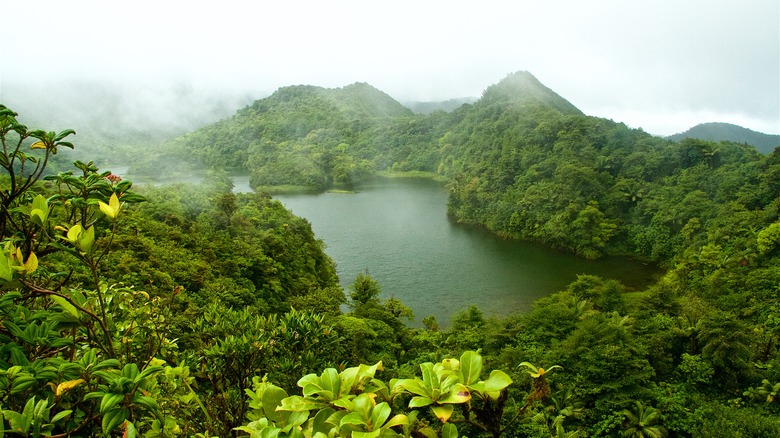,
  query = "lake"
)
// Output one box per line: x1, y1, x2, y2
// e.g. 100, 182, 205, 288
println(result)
274, 177, 660, 326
